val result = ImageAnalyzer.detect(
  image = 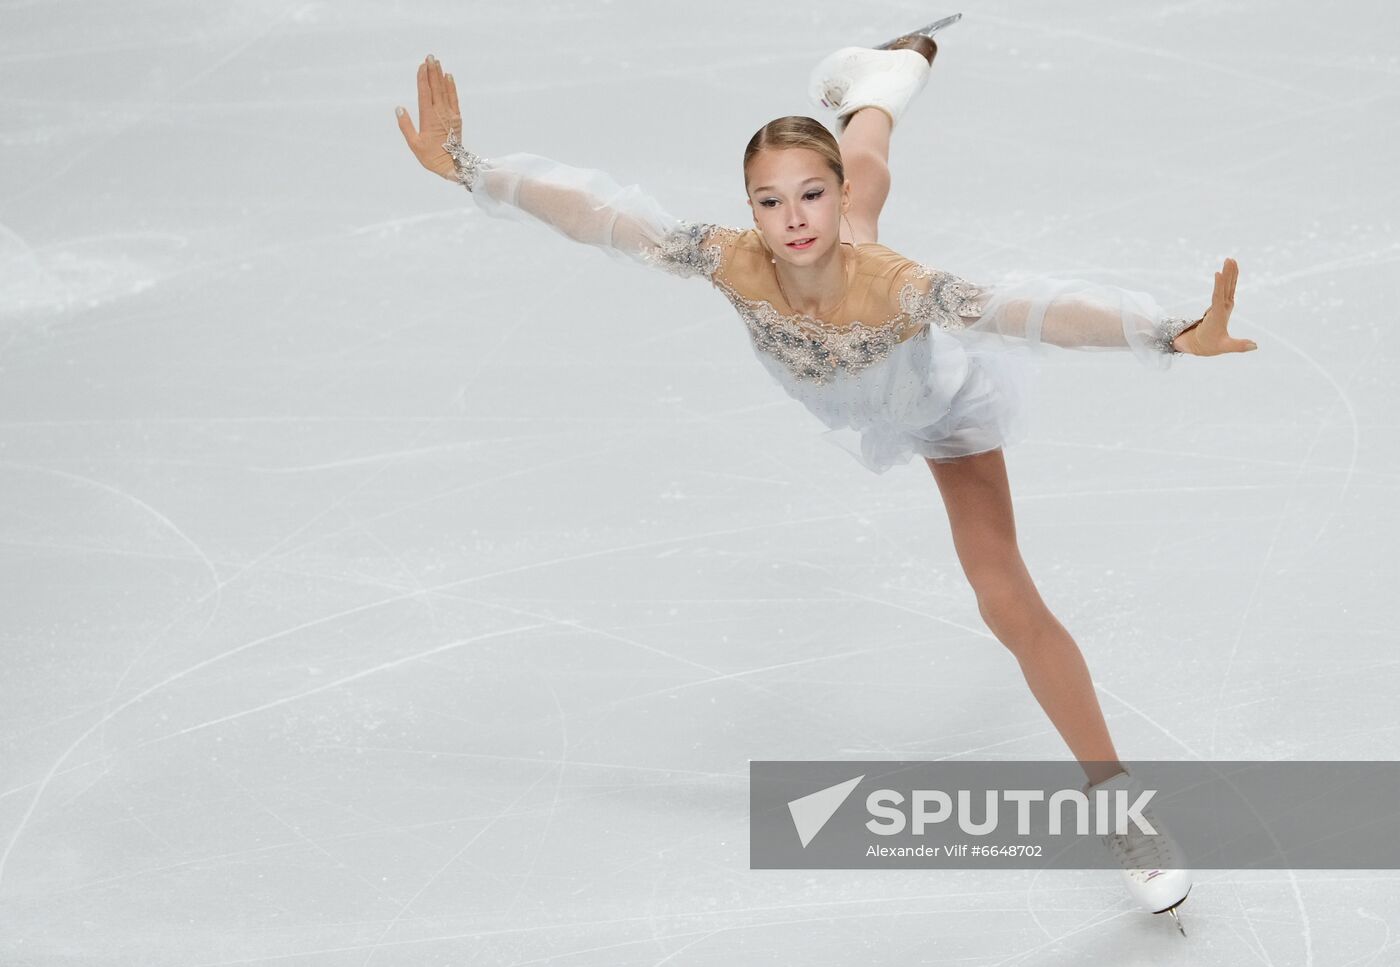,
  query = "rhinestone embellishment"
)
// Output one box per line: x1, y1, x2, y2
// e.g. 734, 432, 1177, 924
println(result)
720, 287, 916, 382
639, 221, 734, 281
897, 263, 986, 331
720, 255, 986, 384
442, 129, 485, 191
1152, 314, 1203, 354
